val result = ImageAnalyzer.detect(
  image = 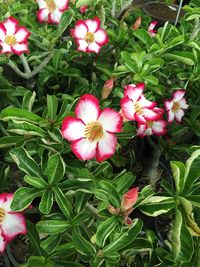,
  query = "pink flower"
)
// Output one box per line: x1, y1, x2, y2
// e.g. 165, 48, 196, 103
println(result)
137, 119, 167, 137
101, 78, 114, 100
36, 0, 69, 24
121, 187, 138, 212
148, 21, 158, 37
70, 17, 108, 53
0, 193, 27, 253
164, 90, 189, 123
0, 17, 30, 55
61, 94, 123, 162
120, 83, 161, 124
79, 5, 88, 14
